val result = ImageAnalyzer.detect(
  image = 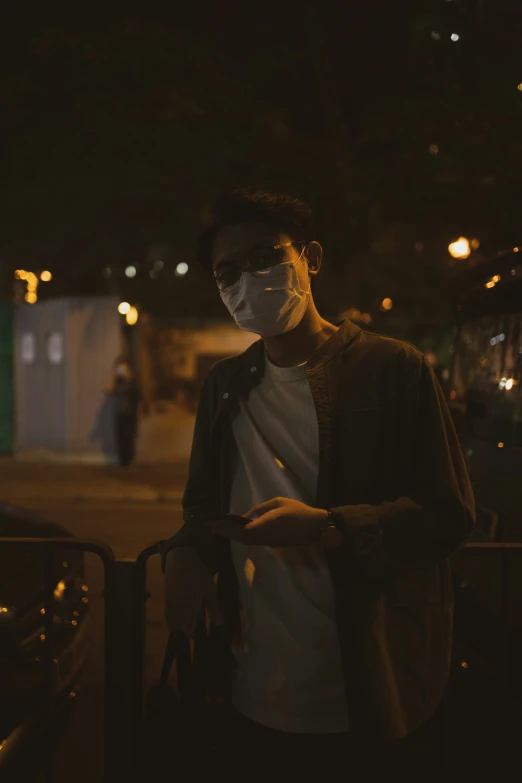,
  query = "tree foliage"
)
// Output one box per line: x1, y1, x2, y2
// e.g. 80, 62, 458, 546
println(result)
1, 1, 521, 326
